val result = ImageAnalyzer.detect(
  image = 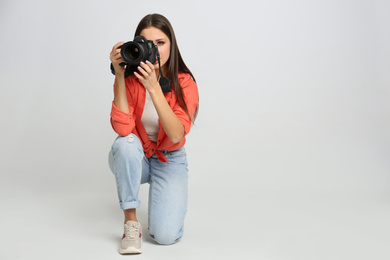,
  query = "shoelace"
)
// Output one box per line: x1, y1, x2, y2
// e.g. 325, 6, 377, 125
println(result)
125, 223, 139, 240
